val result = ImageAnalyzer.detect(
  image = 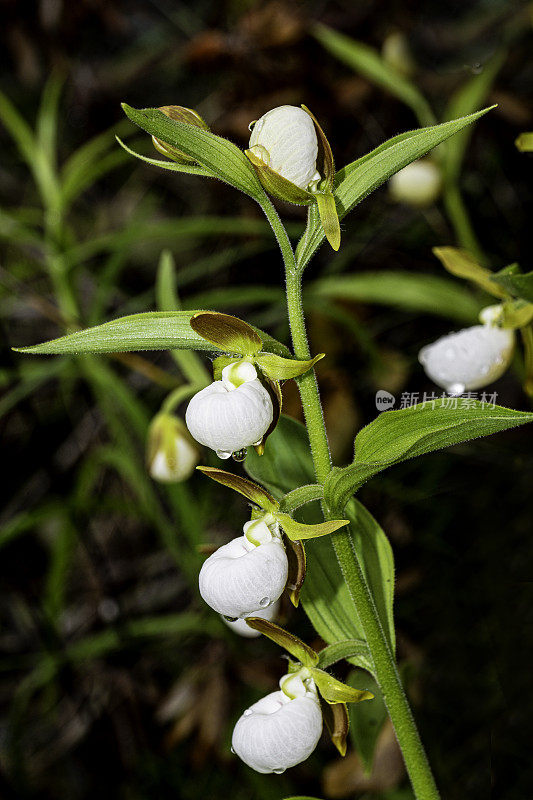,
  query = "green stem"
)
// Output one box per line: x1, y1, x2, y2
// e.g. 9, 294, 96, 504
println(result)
260, 198, 440, 800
